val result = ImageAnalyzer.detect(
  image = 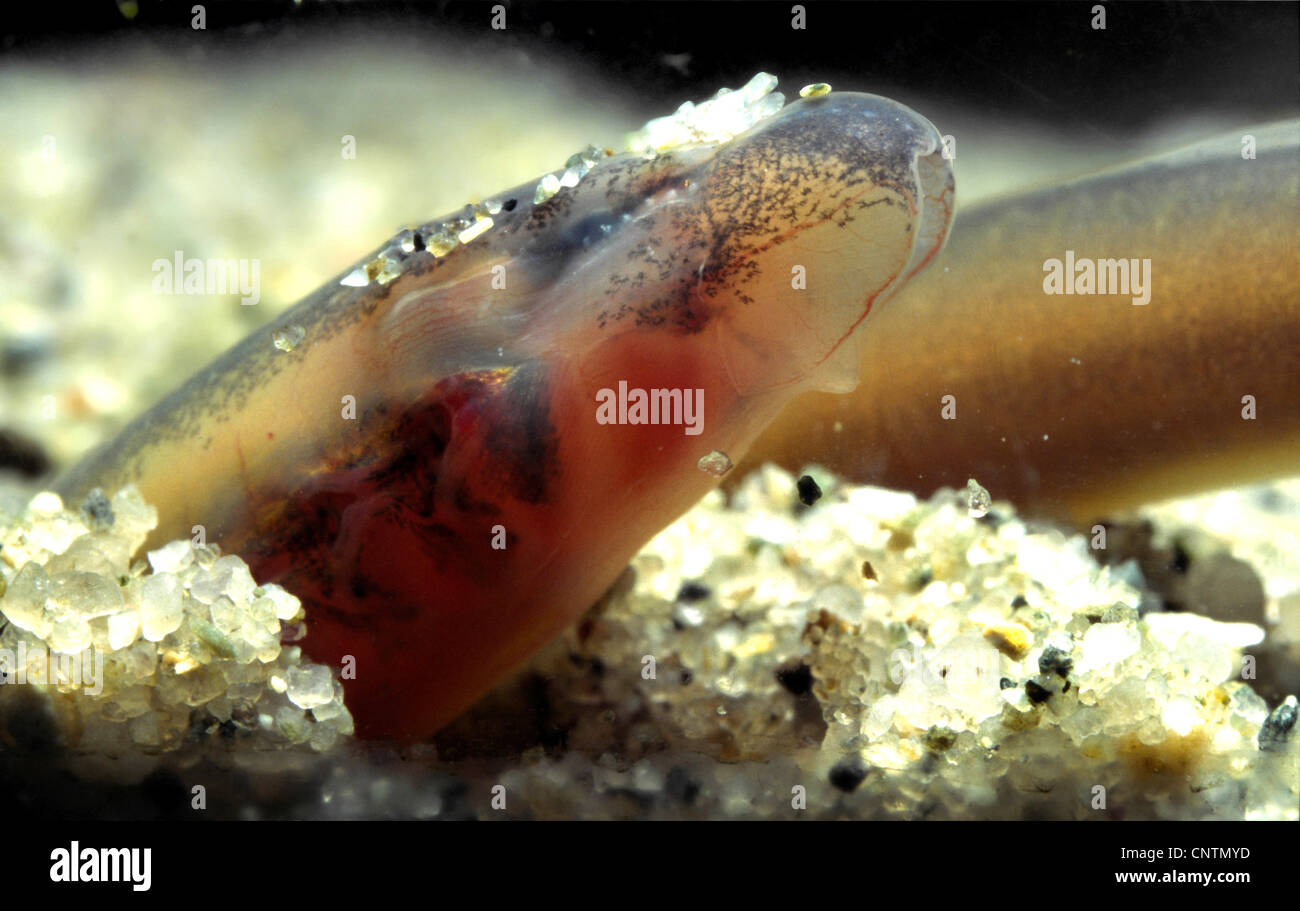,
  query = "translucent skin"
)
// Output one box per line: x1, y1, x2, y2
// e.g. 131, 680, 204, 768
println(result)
741, 121, 1300, 523
58, 93, 954, 739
